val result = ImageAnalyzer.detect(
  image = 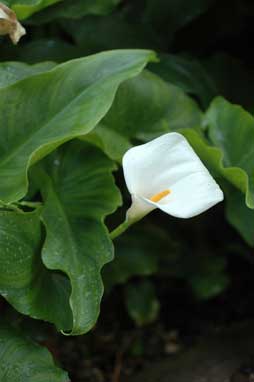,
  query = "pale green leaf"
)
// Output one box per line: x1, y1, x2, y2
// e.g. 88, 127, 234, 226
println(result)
0, 49, 155, 204
0, 61, 56, 89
